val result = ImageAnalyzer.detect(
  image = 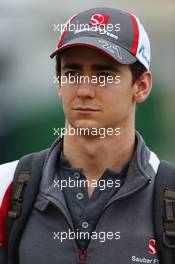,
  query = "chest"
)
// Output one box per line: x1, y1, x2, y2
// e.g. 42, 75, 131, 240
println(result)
18, 188, 159, 264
